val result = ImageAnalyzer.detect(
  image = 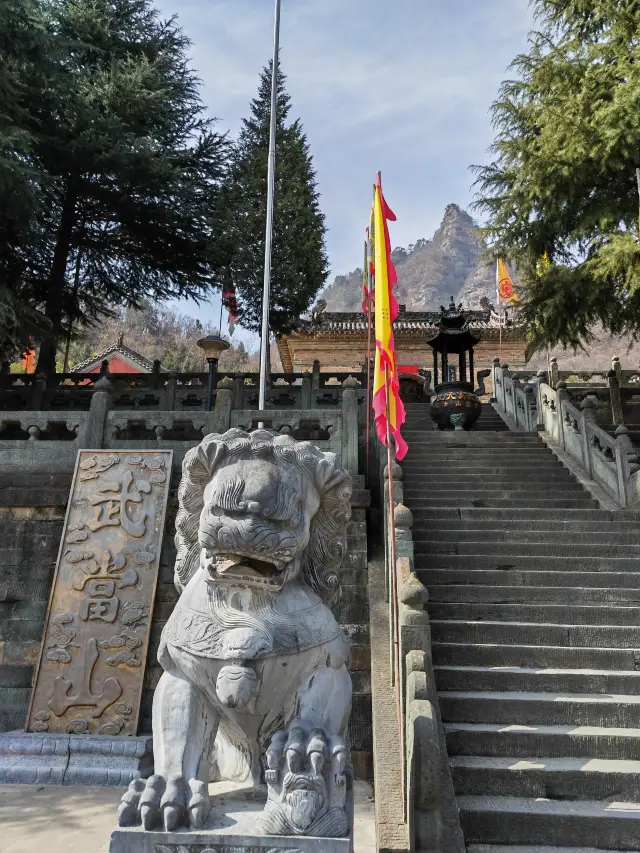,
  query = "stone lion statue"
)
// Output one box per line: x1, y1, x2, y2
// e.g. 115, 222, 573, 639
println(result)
117, 429, 353, 837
